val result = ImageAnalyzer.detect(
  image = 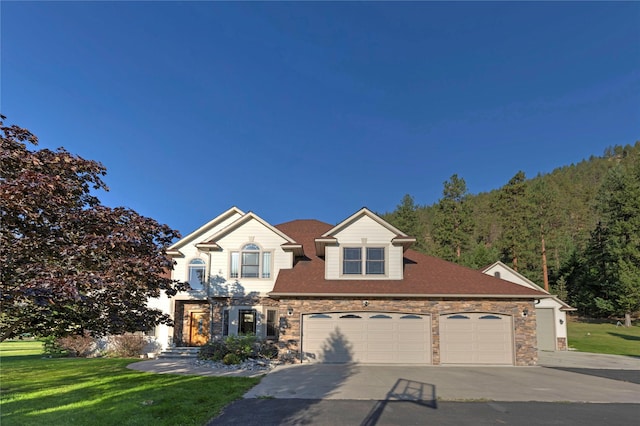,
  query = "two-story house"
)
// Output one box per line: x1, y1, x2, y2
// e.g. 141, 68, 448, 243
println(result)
149, 207, 549, 365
